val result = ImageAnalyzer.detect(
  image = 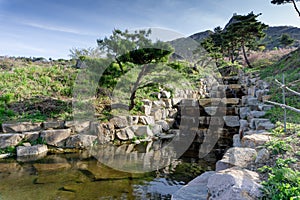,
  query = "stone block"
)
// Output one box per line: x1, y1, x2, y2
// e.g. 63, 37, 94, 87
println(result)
43, 121, 65, 129
241, 133, 272, 148
17, 144, 48, 157
66, 135, 98, 148
131, 125, 153, 137
223, 116, 240, 127
0, 133, 24, 148
40, 129, 71, 146
2, 122, 41, 133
